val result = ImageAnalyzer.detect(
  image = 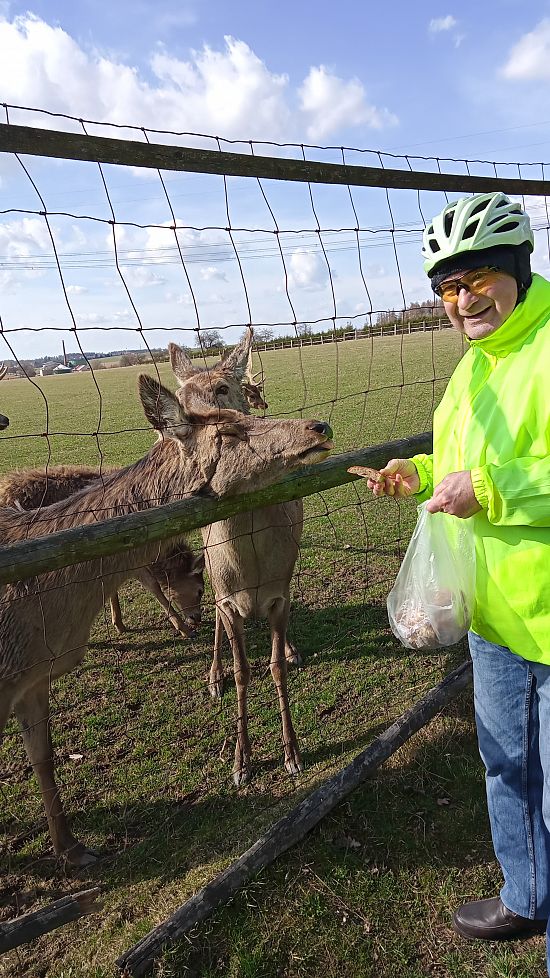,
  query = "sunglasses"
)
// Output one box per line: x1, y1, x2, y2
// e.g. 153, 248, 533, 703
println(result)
434, 267, 503, 303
